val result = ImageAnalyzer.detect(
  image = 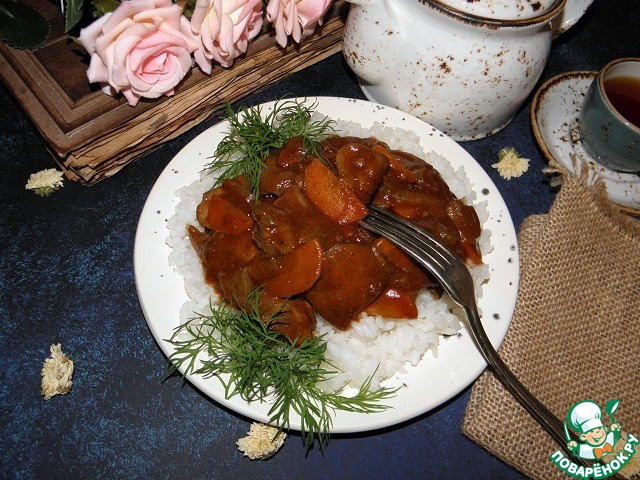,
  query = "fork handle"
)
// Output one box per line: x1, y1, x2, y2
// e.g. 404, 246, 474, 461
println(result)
463, 305, 602, 469
464, 312, 631, 478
